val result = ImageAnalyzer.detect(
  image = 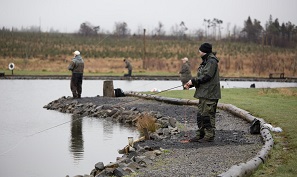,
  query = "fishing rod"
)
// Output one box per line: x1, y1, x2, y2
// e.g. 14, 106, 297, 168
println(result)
151, 85, 182, 95
113, 84, 183, 107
